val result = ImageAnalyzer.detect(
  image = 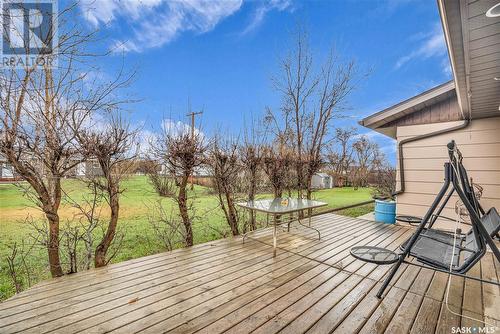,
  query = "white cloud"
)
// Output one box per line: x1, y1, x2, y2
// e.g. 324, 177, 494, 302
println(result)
80, 0, 294, 52
80, 0, 243, 53
395, 23, 449, 73
80, 0, 164, 27
136, 129, 159, 155
135, 119, 205, 156
240, 0, 292, 35
353, 131, 385, 141
79, 69, 114, 91
161, 119, 204, 138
